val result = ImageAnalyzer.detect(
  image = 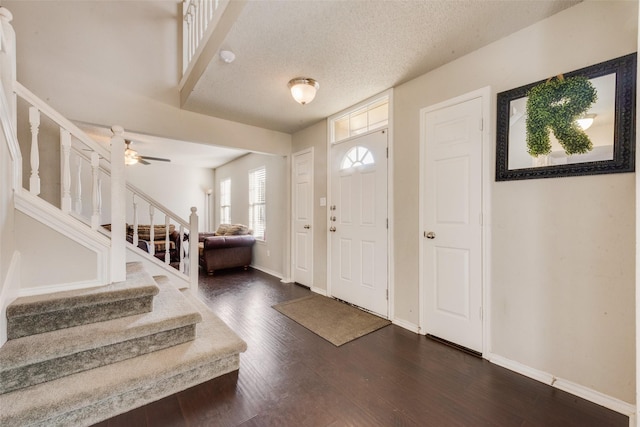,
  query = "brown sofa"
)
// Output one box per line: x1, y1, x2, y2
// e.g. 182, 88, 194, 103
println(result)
199, 231, 255, 275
